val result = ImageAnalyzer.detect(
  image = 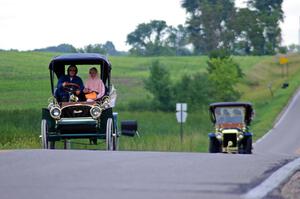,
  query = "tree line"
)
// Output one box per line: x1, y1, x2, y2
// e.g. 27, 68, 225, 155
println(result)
127, 0, 285, 56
